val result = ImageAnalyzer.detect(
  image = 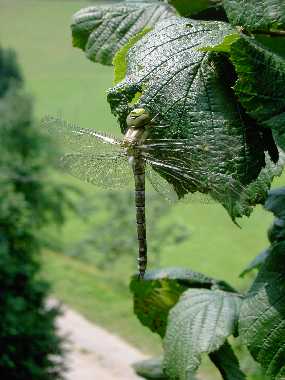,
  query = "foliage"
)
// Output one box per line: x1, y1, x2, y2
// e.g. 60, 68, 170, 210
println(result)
130, 267, 235, 337
71, 1, 175, 65
70, 0, 285, 379
164, 289, 241, 379
223, 0, 285, 31
0, 47, 74, 379
237, 188, 285, 379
